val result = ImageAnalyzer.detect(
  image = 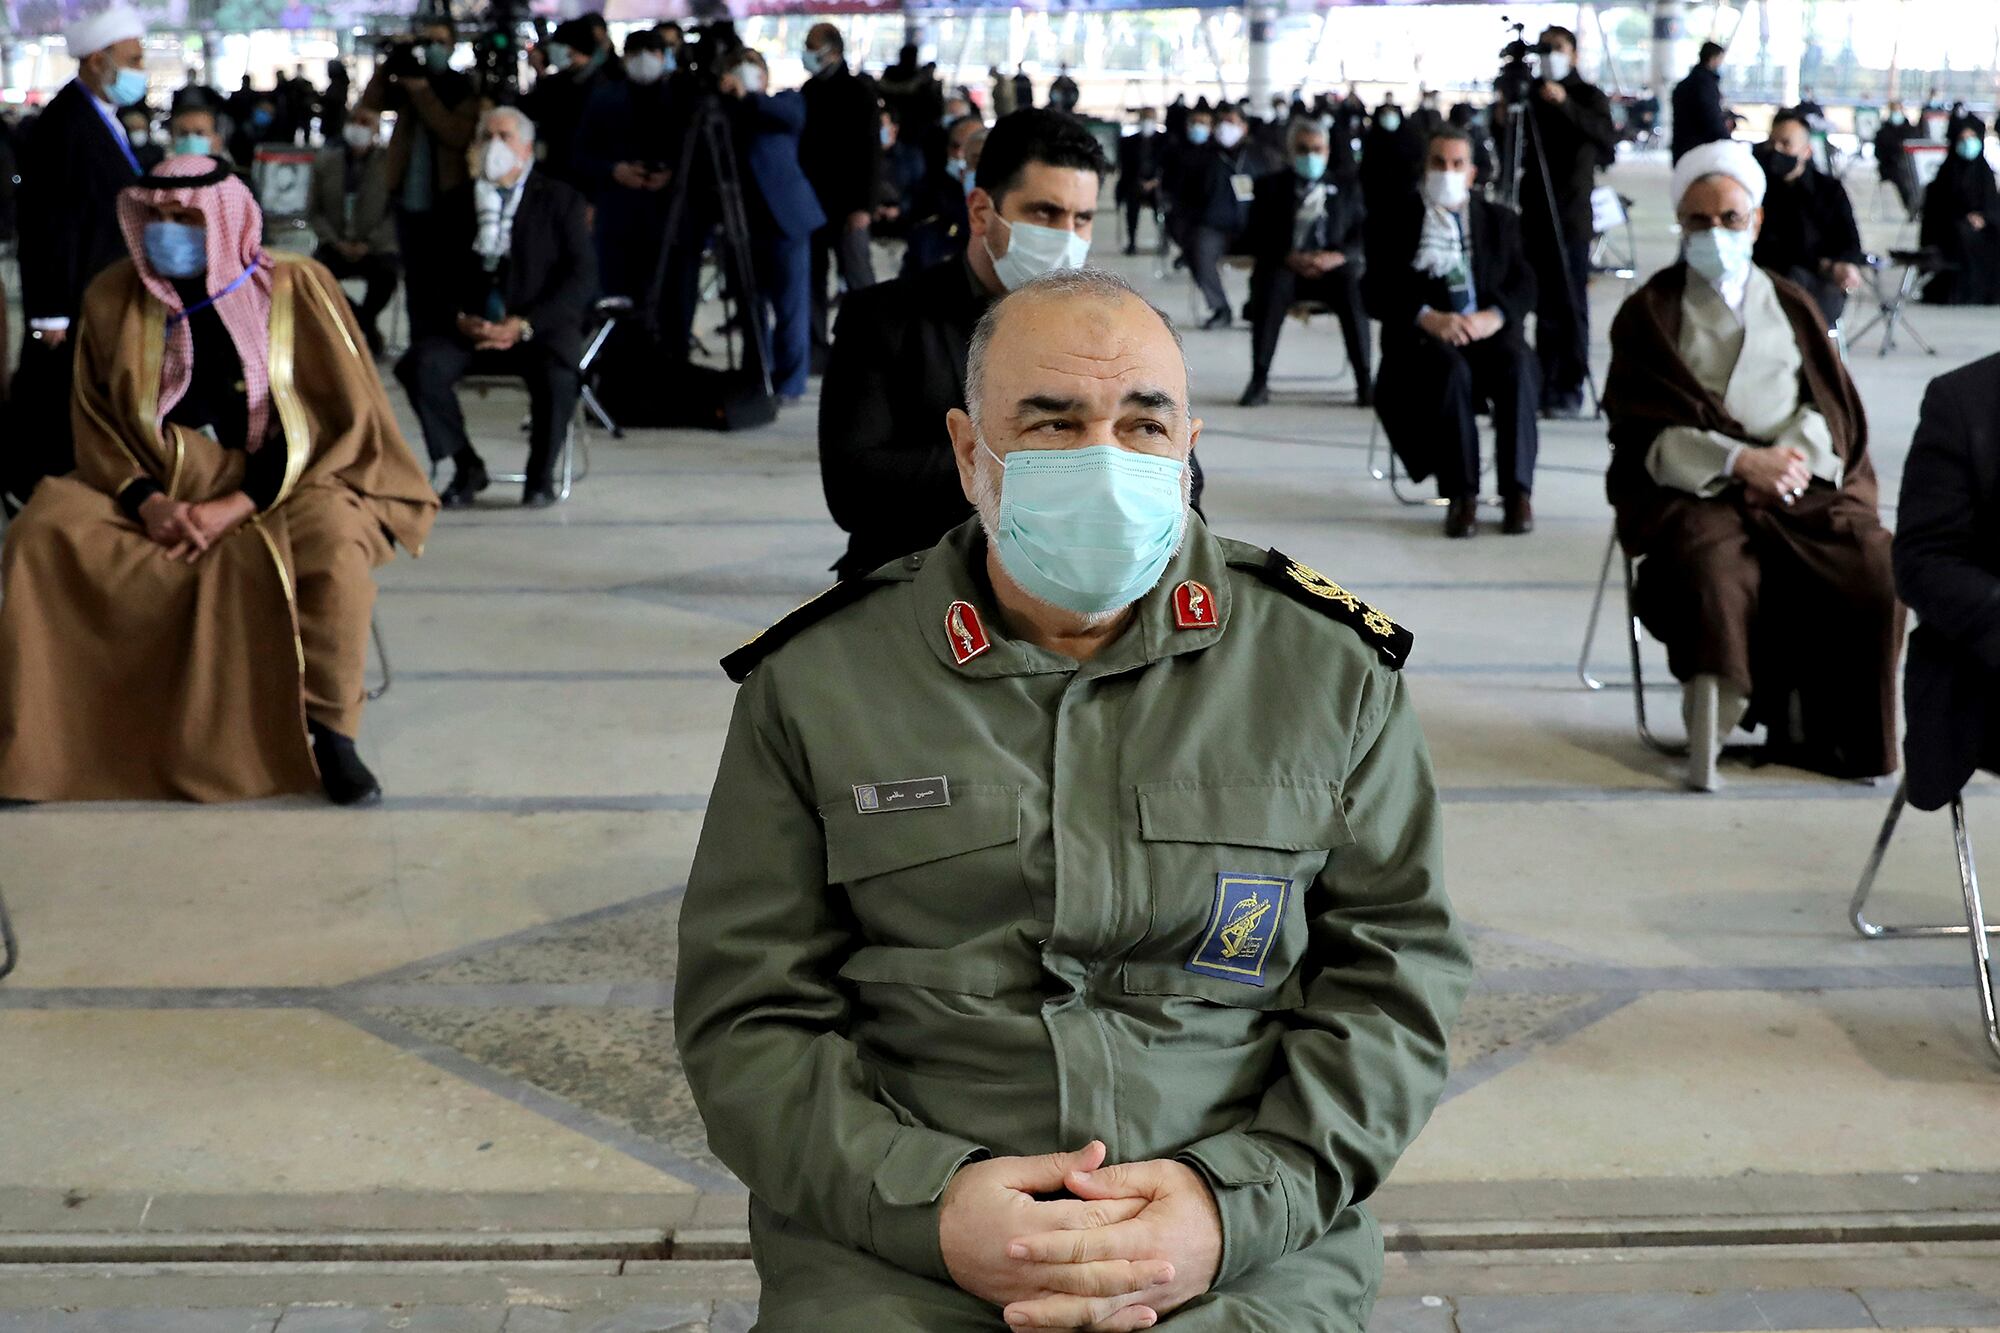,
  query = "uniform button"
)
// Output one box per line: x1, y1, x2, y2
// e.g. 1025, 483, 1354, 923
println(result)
905, 553, 925, 569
